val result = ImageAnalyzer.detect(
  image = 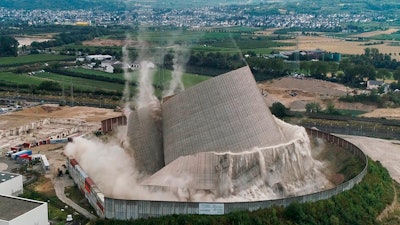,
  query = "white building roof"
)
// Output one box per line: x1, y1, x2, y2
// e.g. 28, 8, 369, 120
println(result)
0, 172, 19, 184
0, 195, 44, 221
